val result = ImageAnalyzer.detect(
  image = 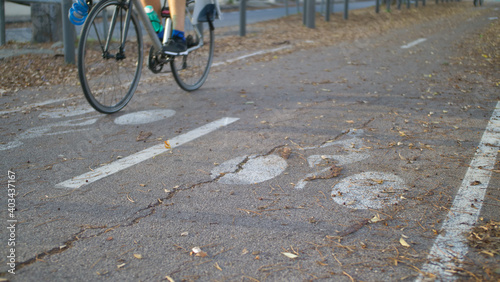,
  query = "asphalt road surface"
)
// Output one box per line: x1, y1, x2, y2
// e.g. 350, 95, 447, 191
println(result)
1, 2, 499, 281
